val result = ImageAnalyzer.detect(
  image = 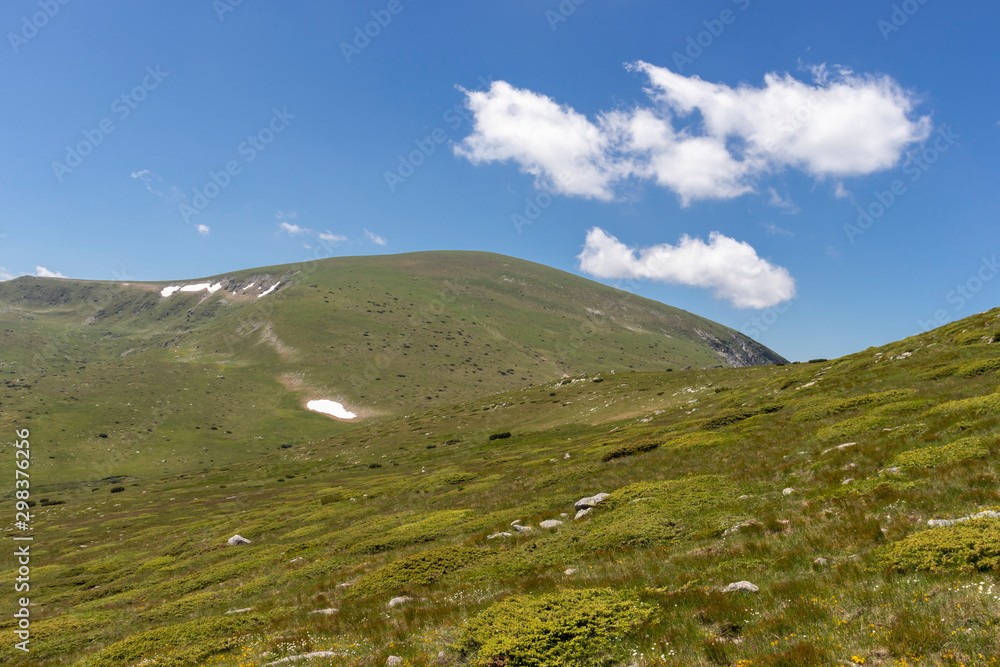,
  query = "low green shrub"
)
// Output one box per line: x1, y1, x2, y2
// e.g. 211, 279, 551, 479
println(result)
457, 588, 654, 667
347, 544, 487, 598
702, 404, 783, 430
600, 431, 663, 462
792, 389, 916, 422
927, 391, 1000, 417
889, 436, 988, 469
952, 330, 994, 346
957, 357, 1000, 377
348, 509, 472, 554
876, 519, 1000, 572
78, 613, 269, 666
581, 475, 734, 549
